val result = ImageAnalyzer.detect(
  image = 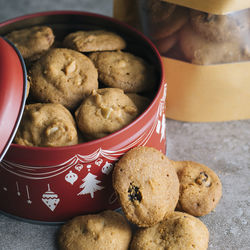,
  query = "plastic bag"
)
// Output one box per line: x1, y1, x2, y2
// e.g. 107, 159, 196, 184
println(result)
138, 0, 250, 65
113, 0, 250, 121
